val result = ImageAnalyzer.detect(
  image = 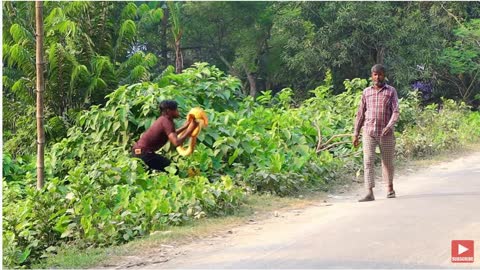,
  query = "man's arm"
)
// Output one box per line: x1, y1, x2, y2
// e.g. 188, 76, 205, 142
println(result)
382, 89, 400, 136
354, 93, 366, 137
176, 119, 191, 134
353, 93, 366, 147
168, 120, 198, 147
